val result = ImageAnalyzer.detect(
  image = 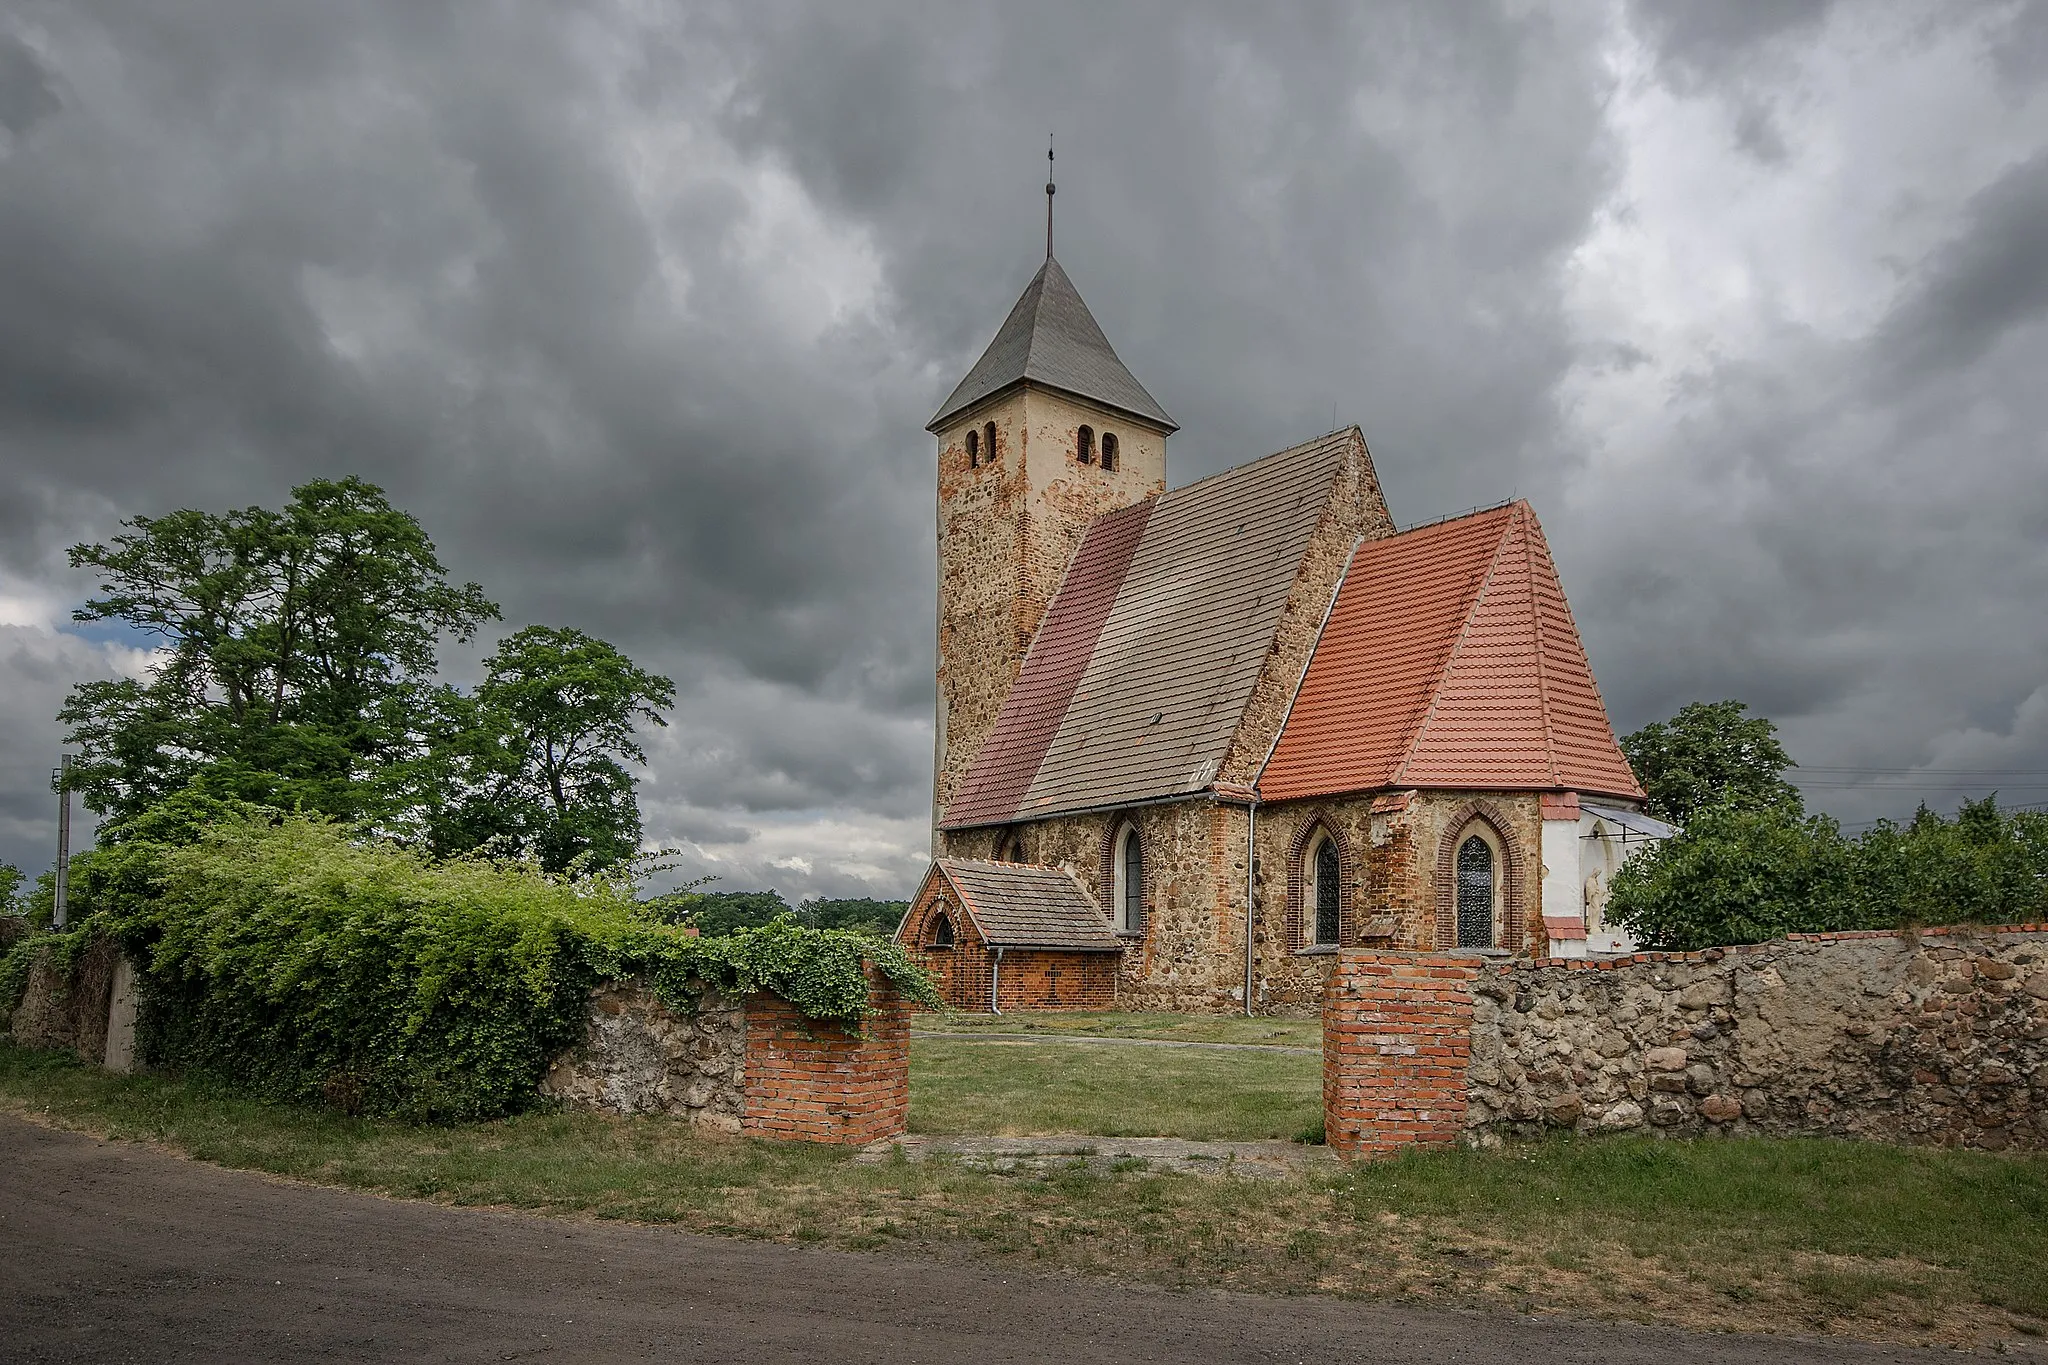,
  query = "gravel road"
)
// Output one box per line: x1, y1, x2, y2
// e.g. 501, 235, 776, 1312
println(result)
0, 1115, 1970, 1364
